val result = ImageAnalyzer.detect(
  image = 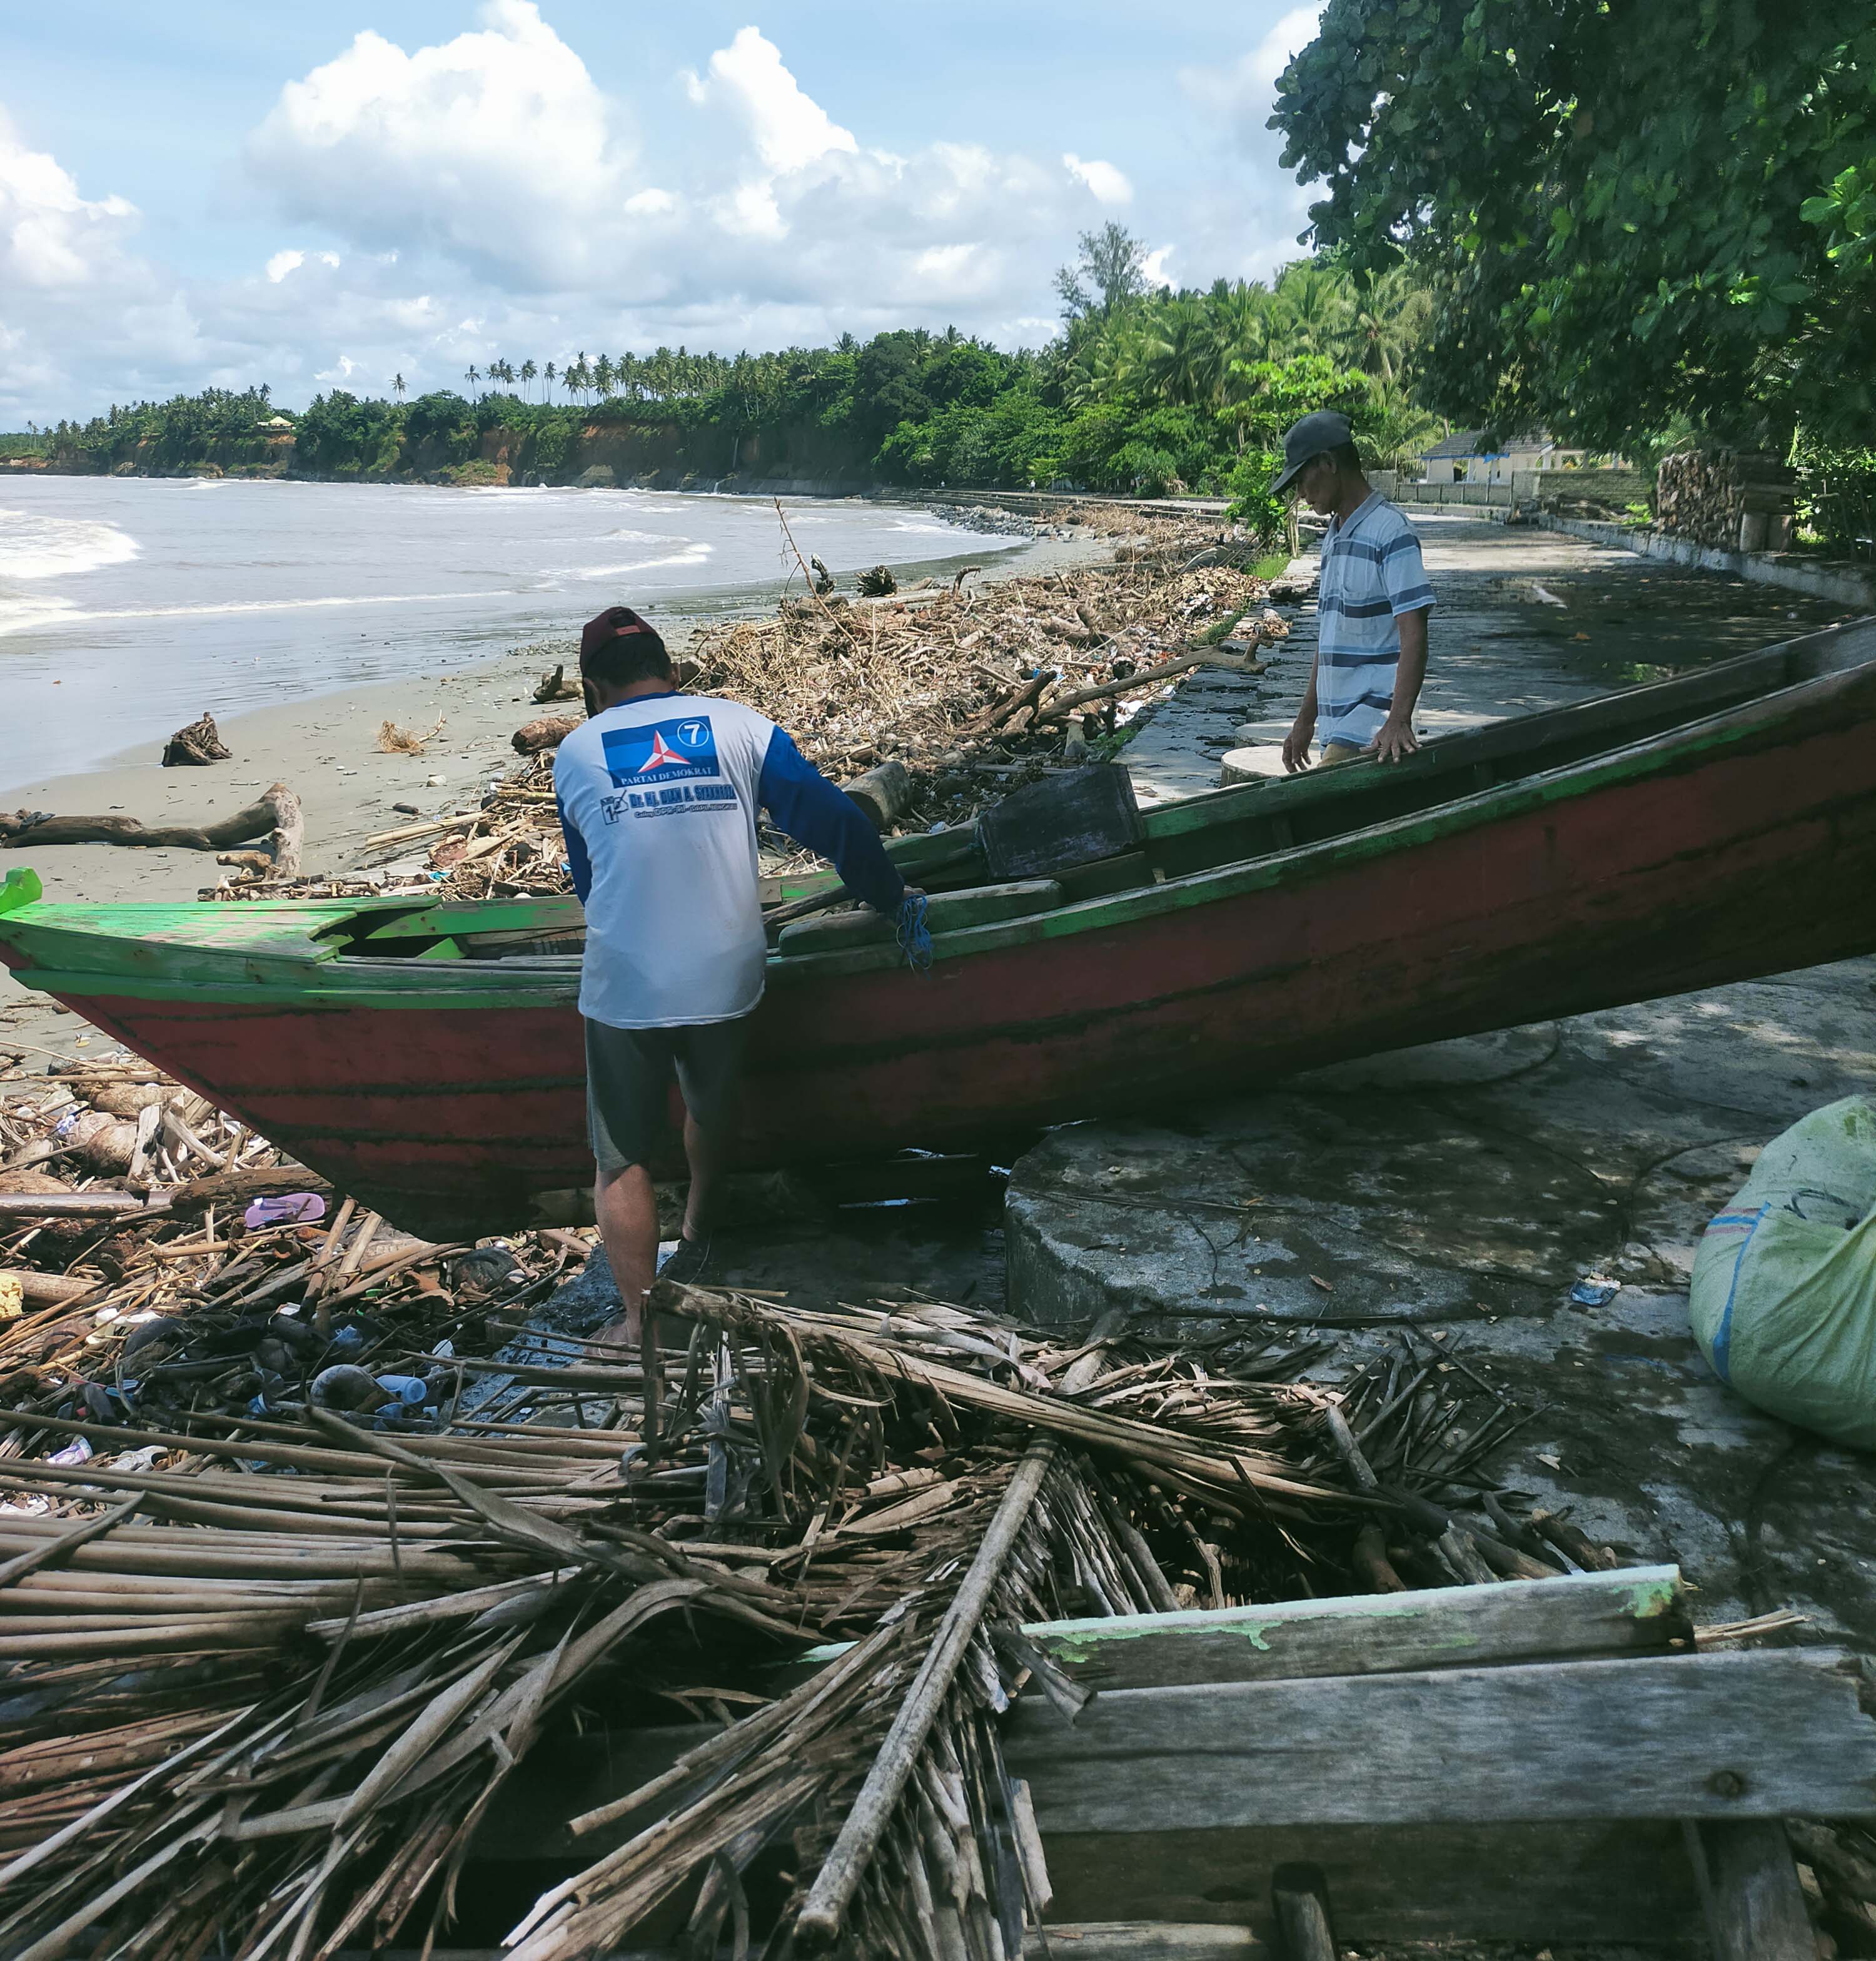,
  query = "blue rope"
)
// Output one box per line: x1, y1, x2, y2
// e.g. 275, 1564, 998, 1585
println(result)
897, 889, 932, 974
